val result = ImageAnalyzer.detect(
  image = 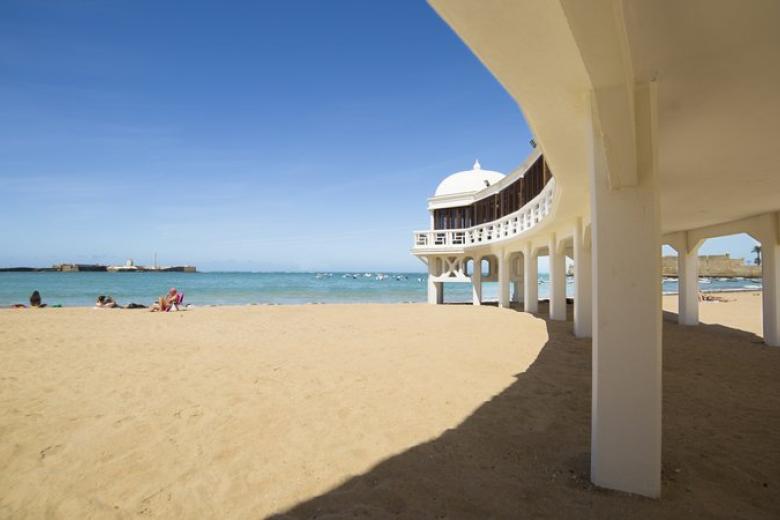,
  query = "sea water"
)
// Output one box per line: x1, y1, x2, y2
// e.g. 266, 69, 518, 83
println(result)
0, 272, 763, 307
